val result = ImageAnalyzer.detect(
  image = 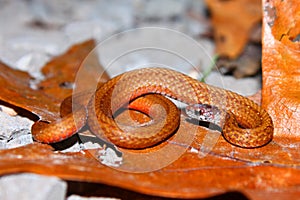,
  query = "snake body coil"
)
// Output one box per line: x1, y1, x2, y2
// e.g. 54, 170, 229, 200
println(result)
32, 67, 273, 149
